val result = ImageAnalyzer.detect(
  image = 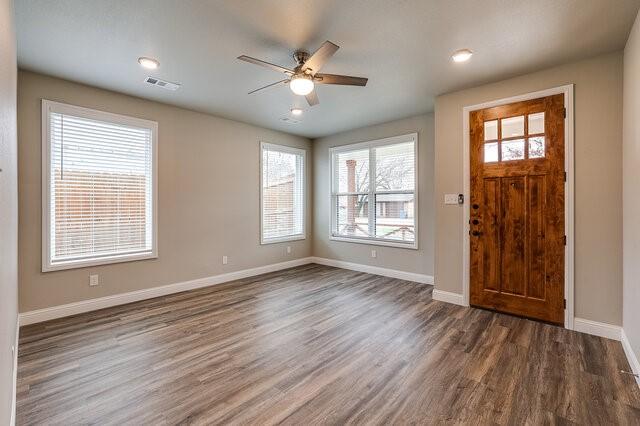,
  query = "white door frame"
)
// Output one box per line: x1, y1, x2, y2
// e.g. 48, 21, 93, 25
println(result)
461, 84, 575, 330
